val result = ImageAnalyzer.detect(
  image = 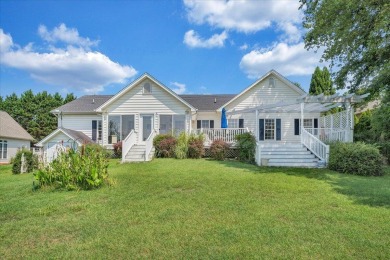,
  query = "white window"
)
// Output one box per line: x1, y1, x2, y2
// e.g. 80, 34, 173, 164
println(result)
228, 119, 238, 128
265, 119, 275, 140
143, 82, 151, 94
201, 120, 210, 129
197, 120, 214, 129
0, 140, 8, 159
269, 77, 275, 88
